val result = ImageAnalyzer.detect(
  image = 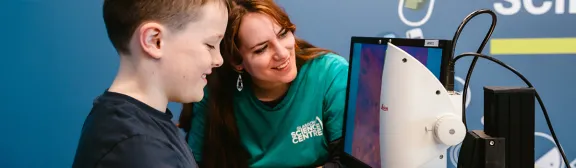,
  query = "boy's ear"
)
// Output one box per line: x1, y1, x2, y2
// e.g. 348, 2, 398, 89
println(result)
139, 22, 165, 59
